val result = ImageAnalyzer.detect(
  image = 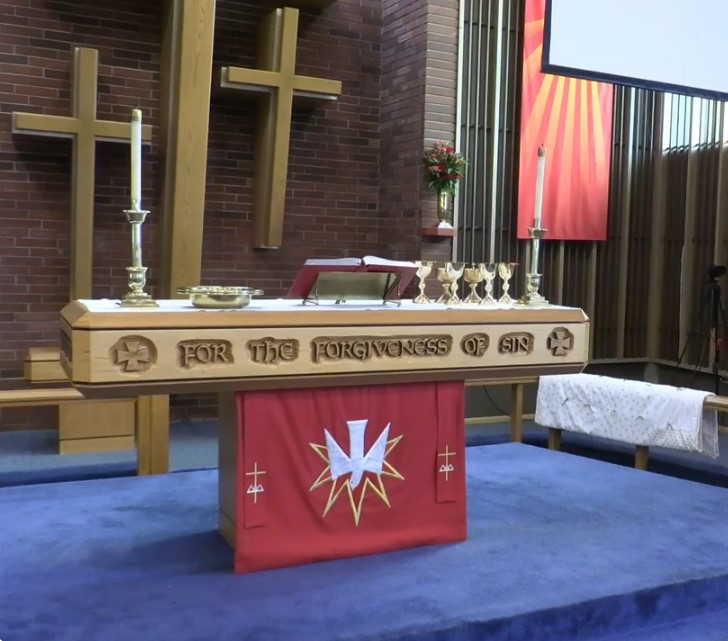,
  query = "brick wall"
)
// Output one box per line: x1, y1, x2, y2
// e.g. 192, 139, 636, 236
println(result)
379, 0, 459, 272
0, 0, 163, 427
0, 0, 460, 427
379, 0, 426, 261
204, 0, 382, 292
